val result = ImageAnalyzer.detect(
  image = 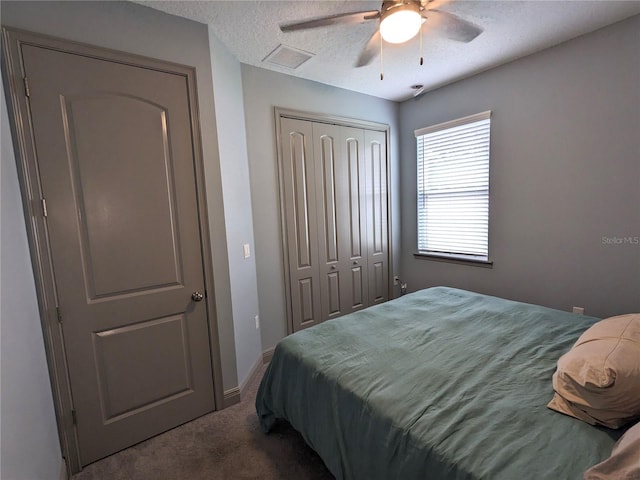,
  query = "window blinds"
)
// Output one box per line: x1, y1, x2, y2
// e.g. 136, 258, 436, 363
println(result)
415, 111, 491, 259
